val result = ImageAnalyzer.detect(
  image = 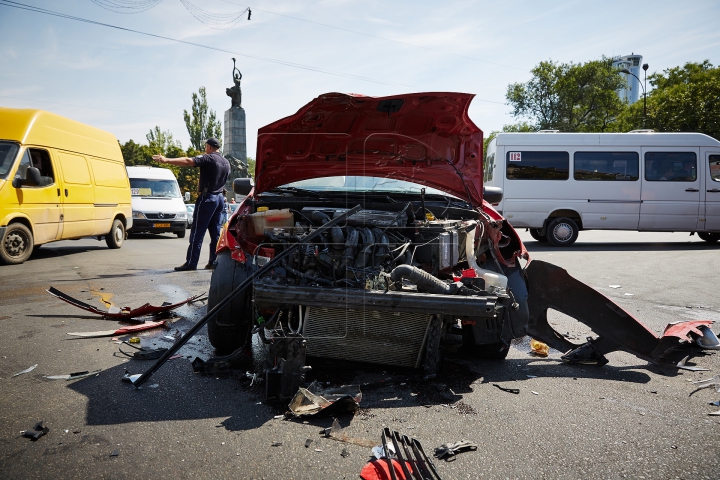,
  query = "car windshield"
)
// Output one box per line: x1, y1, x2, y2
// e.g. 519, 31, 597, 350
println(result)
280, 176, 459, 198
130, 178, 181, 198
0, 141, 20, 180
